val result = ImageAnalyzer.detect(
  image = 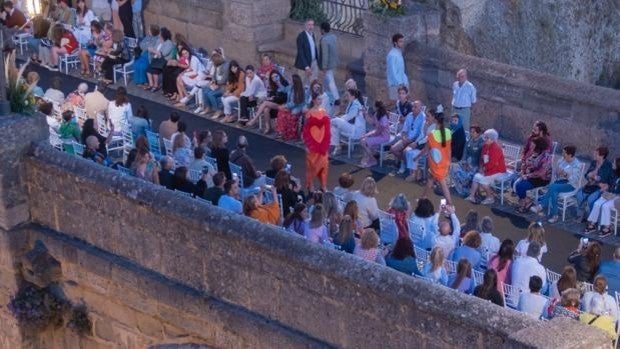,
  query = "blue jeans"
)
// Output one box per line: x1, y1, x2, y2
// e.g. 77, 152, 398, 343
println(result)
575, 188, 601, 212
27, 37, 40, 54
203, 87, 223, 109
515, 179, 535, 199
539, 182, 574, 217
